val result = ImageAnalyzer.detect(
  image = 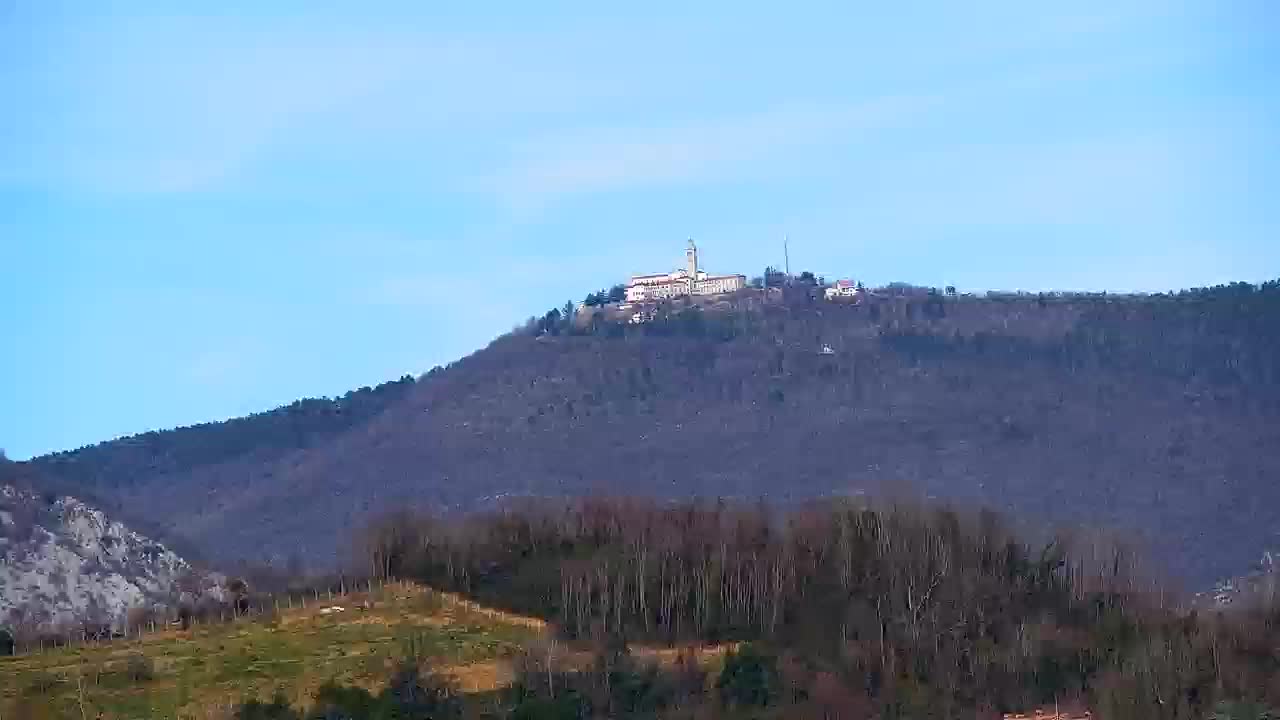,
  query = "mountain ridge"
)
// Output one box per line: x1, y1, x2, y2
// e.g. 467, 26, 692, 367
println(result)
20, 281, 1280, 587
